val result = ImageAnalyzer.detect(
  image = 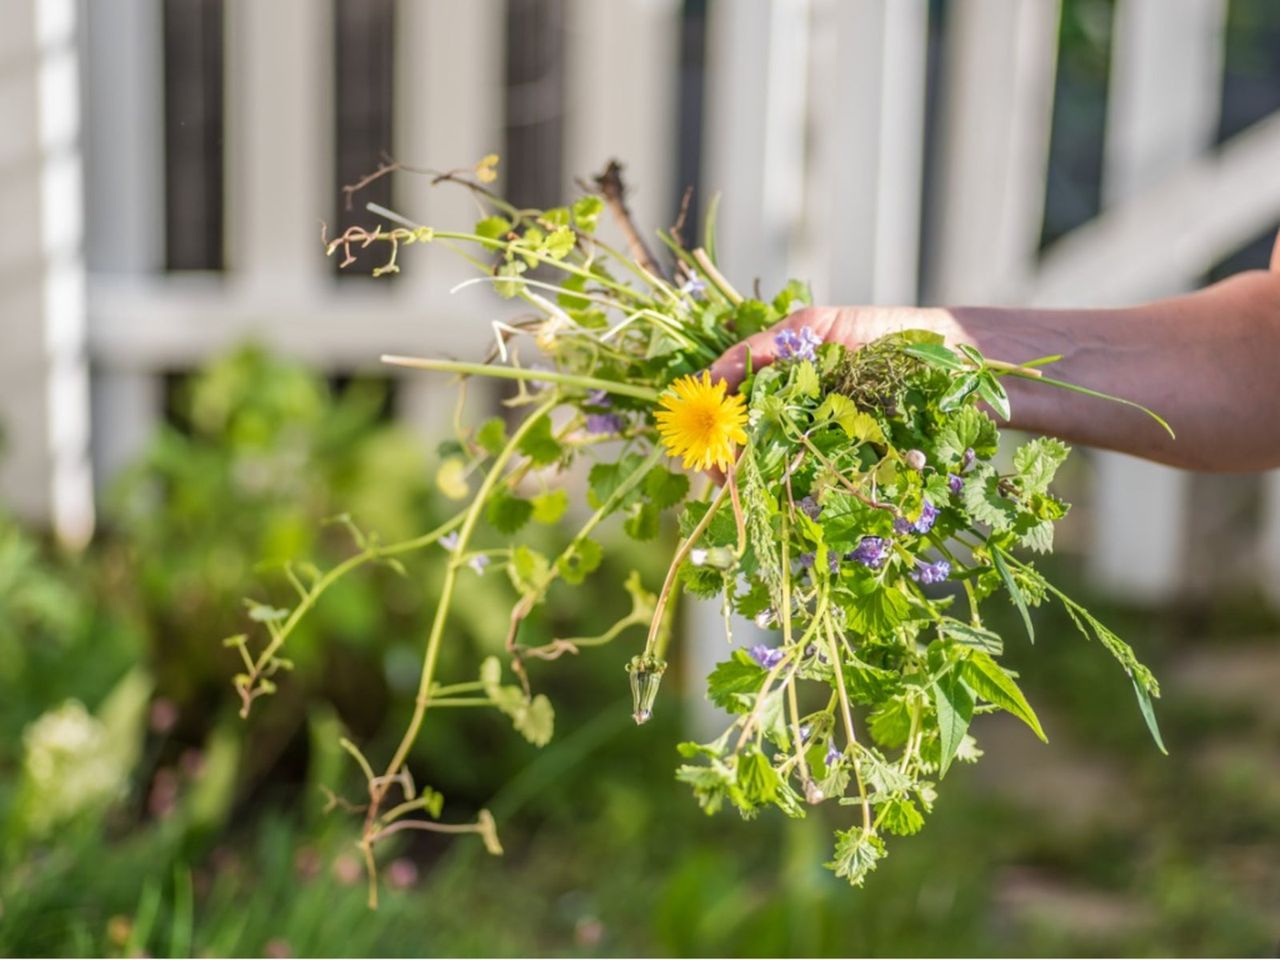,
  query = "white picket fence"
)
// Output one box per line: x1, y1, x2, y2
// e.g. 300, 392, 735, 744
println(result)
4, 0, 1280, 604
